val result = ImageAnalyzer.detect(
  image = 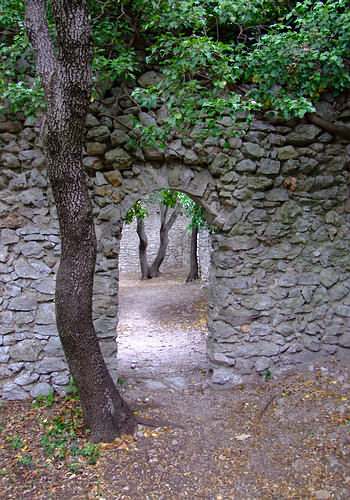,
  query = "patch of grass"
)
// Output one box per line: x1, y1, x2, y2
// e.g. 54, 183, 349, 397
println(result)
65, 377, 80, 400
116, 376, 126, 386
71, 442, 100, 465
32, 390, 55, 409
17, 453, 33, 467
37, 398, 100, 471
262, 368, 272, 382
7, 434, 24, 450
